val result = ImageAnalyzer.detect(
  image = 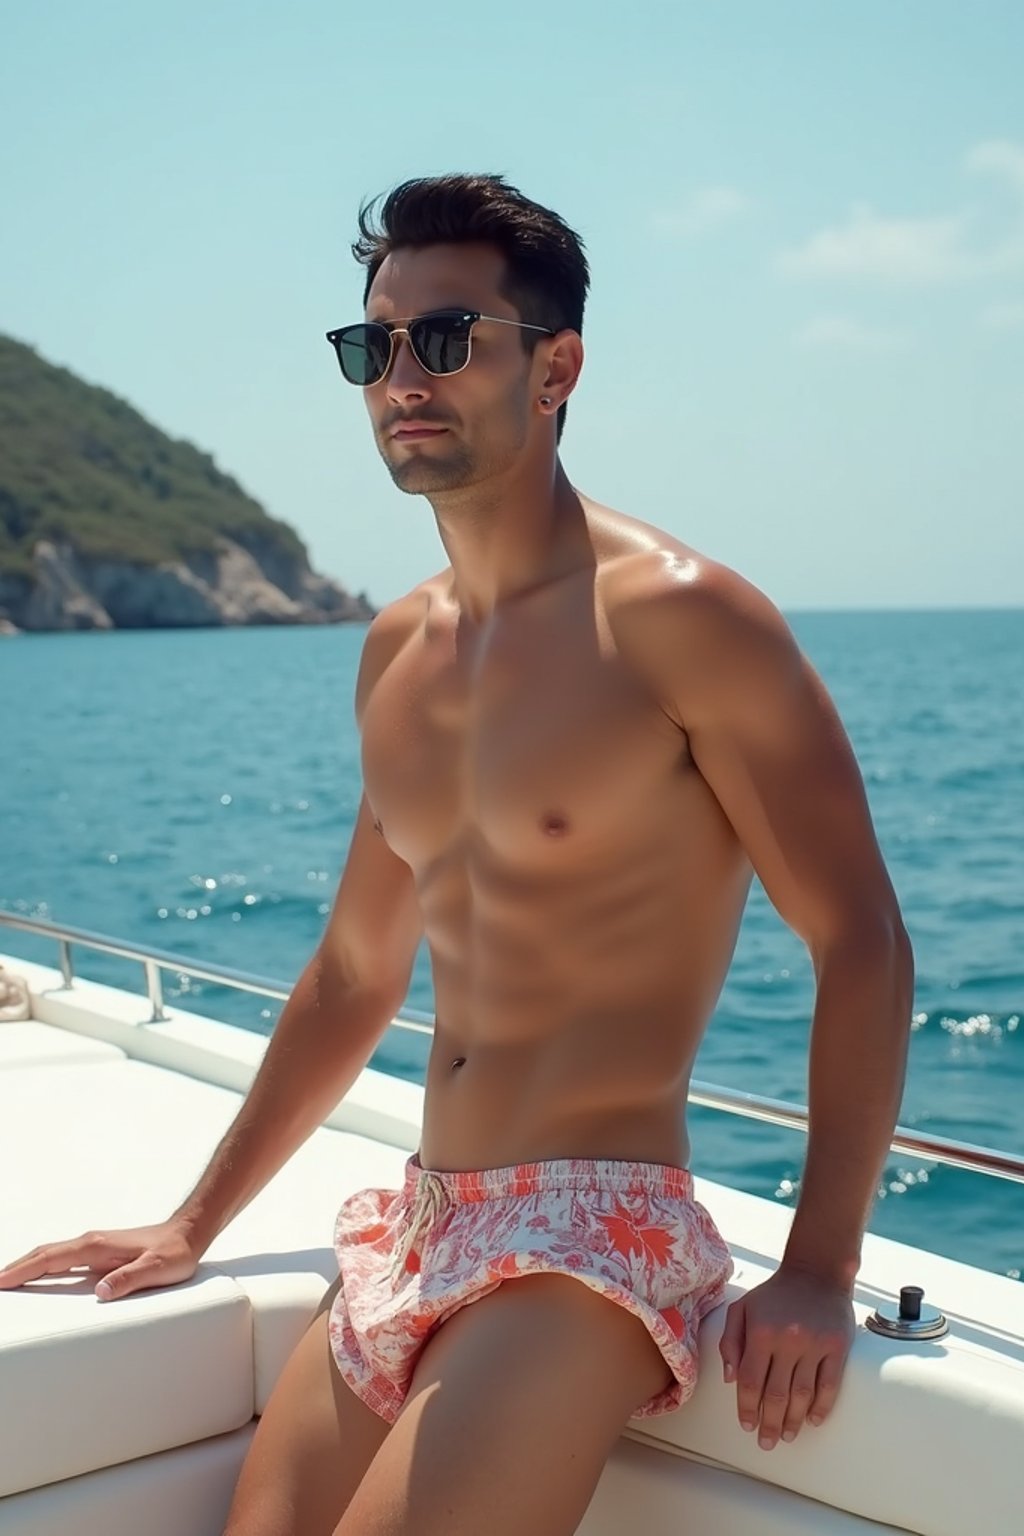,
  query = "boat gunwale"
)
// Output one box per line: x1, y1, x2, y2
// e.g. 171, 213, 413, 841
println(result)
3, 910, 1022, 1186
